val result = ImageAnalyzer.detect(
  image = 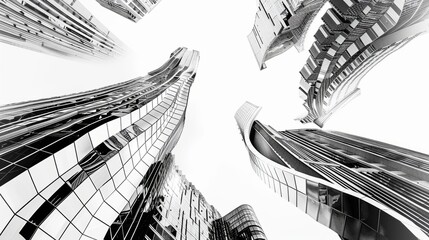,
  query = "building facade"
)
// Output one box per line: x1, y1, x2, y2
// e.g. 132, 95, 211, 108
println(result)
106, 153, 268, 240
213, 205, 267, 240
105, 153, 221, 240
0, 0, 125, 58
0, 48, 268, 240
248, 0, 429, 126
96, 0, 161, 22
235, 101, 429, 240
0, 47, 199, 239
